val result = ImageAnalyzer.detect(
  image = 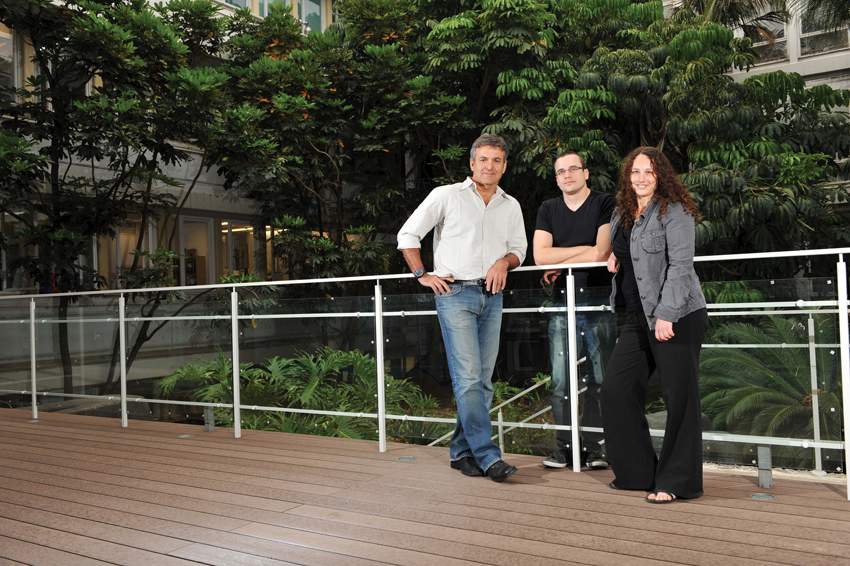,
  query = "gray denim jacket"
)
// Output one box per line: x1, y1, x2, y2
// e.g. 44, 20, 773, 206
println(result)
609, 199, 706, 330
